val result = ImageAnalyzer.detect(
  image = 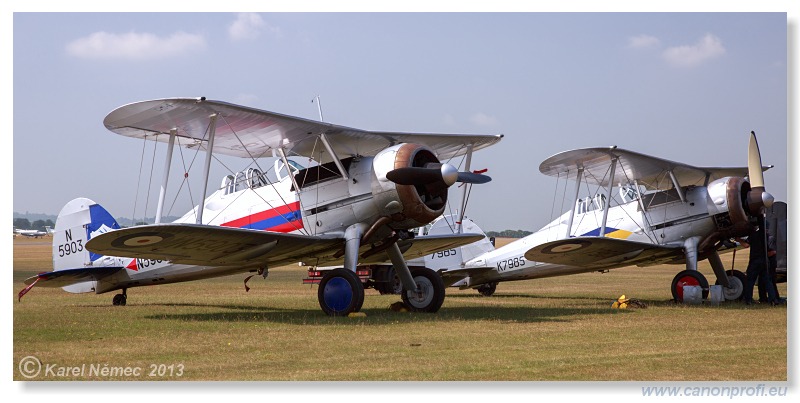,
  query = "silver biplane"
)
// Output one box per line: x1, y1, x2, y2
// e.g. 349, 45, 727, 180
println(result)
19, 97, 502, 316
435, 133, 776, 302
